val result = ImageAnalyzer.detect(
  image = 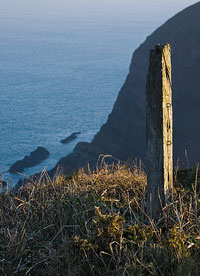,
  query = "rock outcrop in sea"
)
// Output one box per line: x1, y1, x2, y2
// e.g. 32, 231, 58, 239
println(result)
50, 2, 200, 175
60, 132, 81, 144
9, 147, 50, 173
